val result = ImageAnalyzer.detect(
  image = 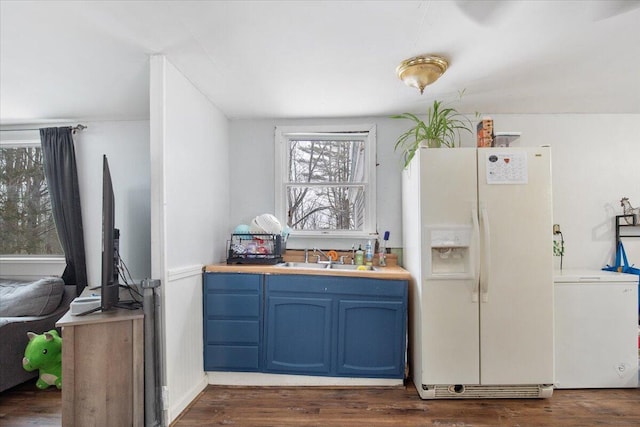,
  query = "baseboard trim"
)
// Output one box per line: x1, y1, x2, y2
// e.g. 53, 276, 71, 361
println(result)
206, 371, 403, 387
